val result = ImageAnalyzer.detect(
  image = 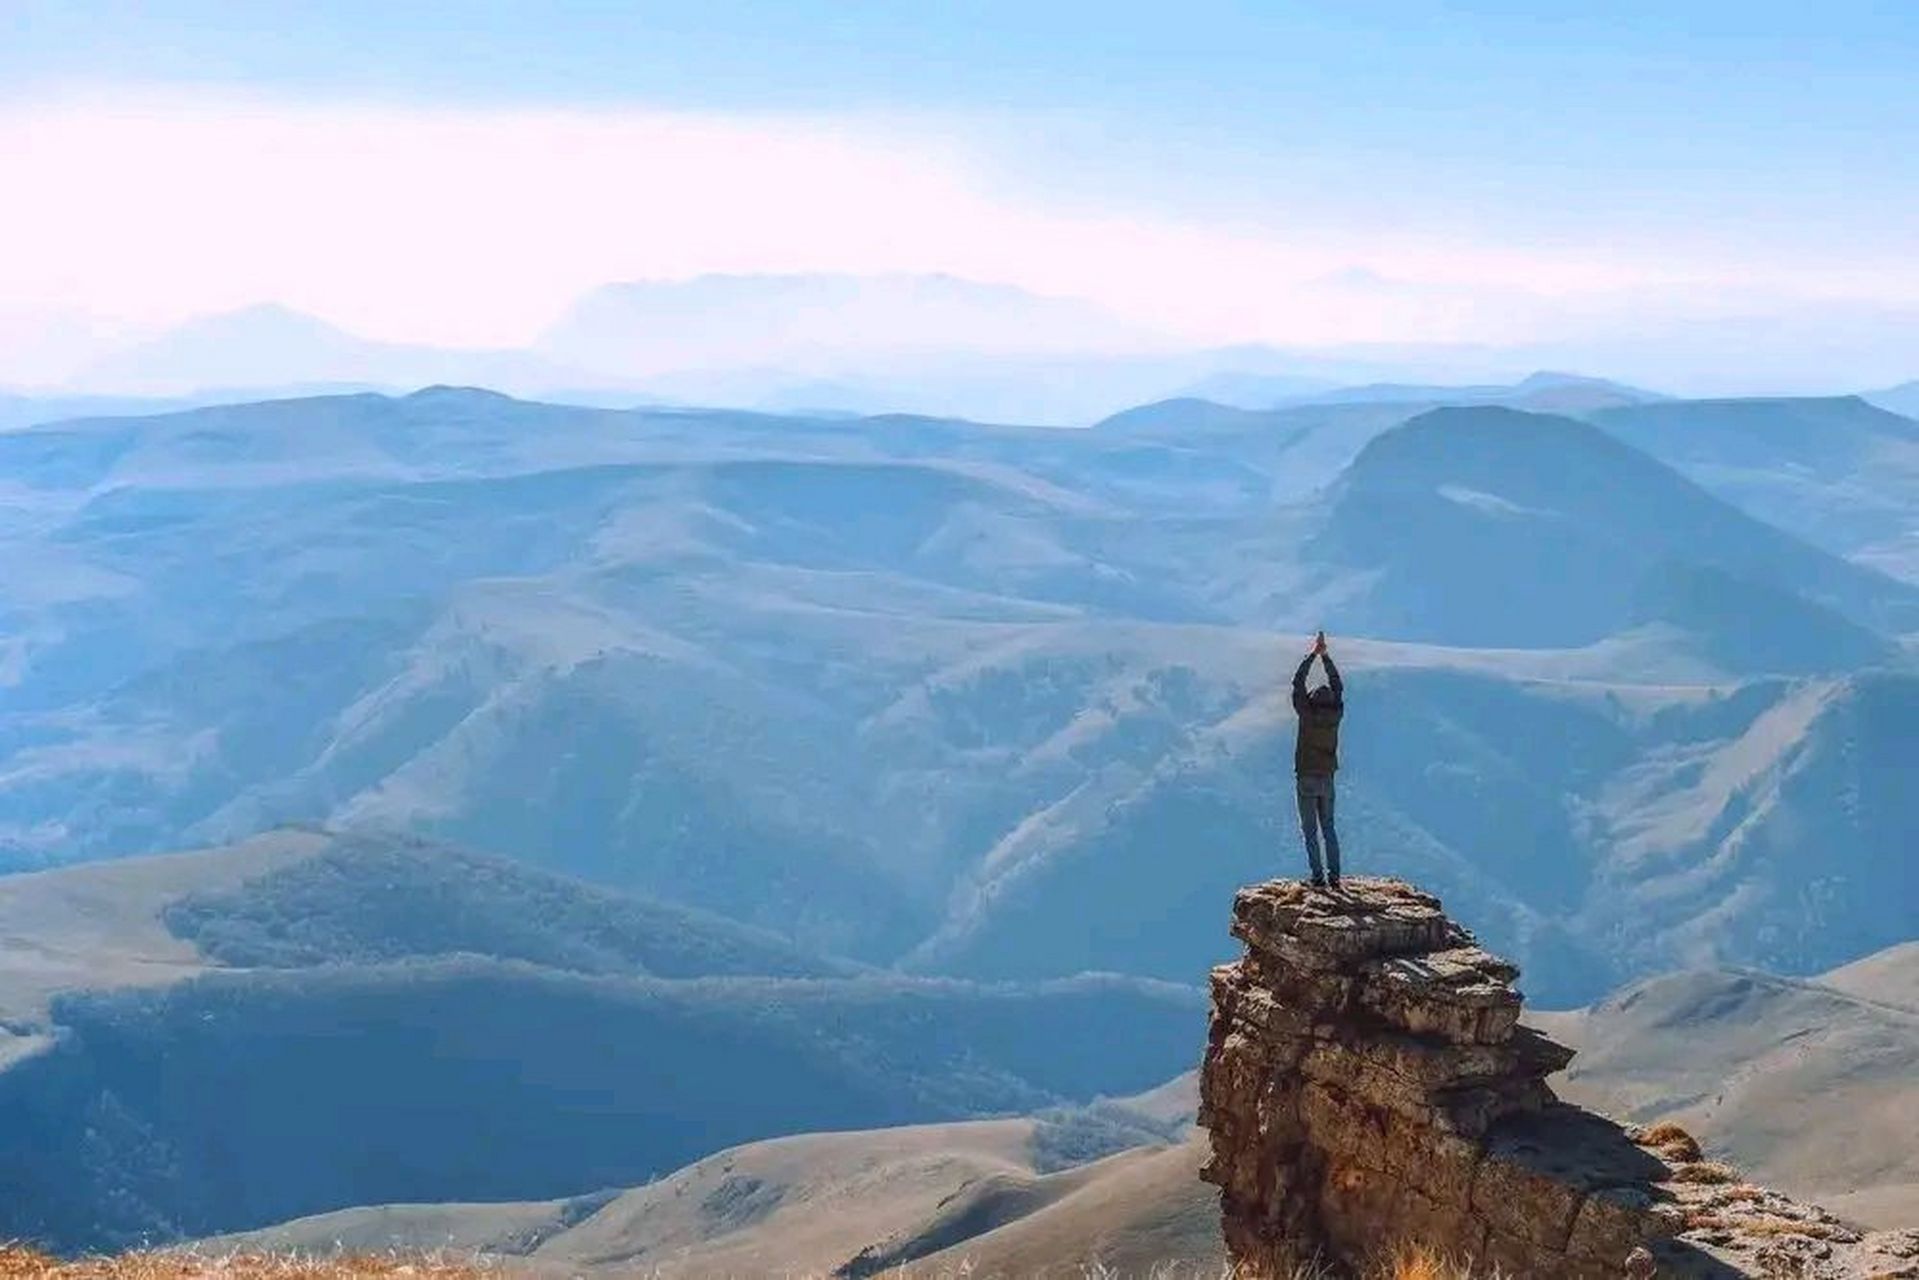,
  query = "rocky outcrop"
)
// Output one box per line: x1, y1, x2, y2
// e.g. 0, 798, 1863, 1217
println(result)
1198, 878, 1919, 1278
